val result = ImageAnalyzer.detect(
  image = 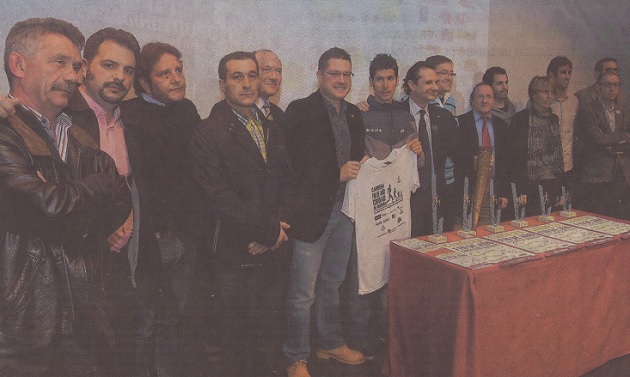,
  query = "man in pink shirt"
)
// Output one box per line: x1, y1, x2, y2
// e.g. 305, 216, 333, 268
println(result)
65, 27, 141, 377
